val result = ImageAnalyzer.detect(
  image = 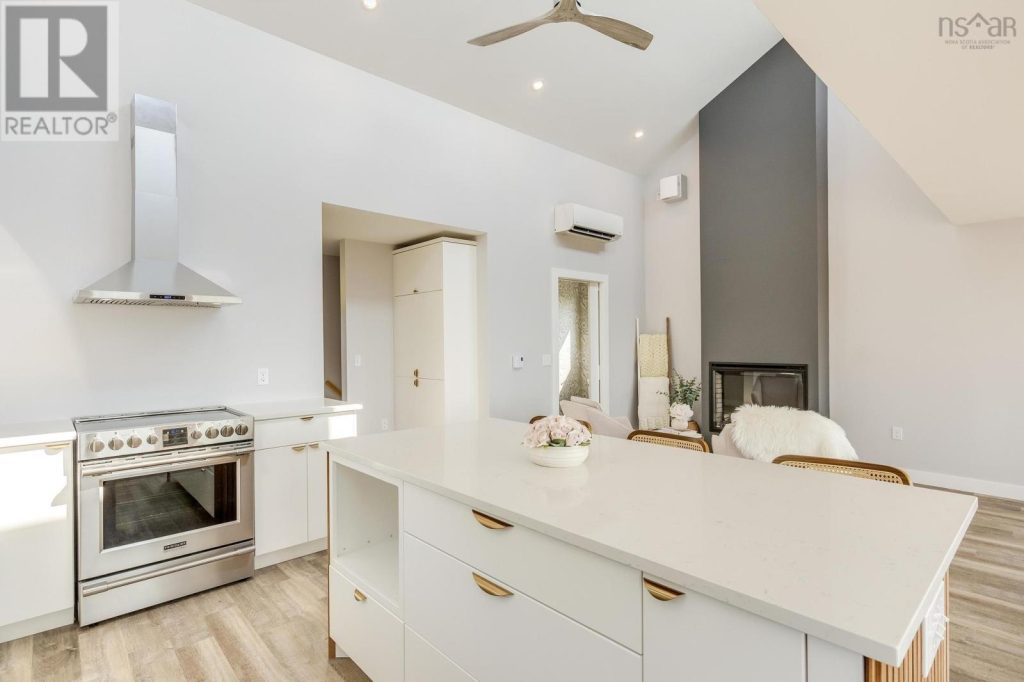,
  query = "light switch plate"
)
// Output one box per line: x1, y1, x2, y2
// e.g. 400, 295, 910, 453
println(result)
354, 354, 363, 368
512, 354, 526, 370
891, 426, 904, 441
